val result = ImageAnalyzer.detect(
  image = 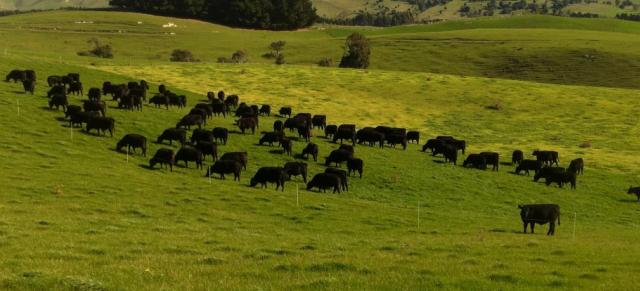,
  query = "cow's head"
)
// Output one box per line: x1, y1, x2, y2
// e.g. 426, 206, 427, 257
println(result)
628, 187, 634, 194
518, 205, 529, 221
